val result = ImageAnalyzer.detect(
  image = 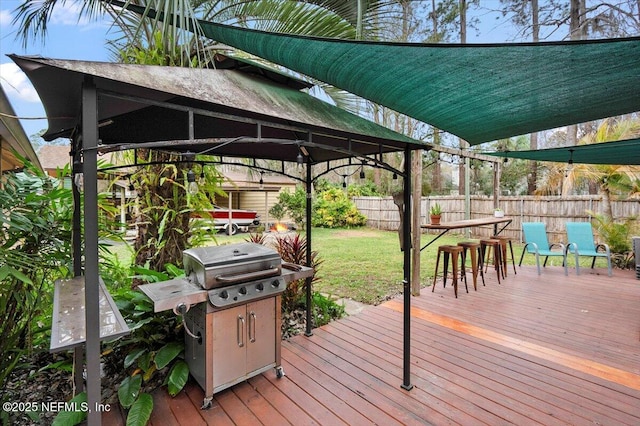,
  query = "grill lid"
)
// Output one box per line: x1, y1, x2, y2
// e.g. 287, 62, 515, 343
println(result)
183, 243, 278, 268
183, 243, 282, 289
